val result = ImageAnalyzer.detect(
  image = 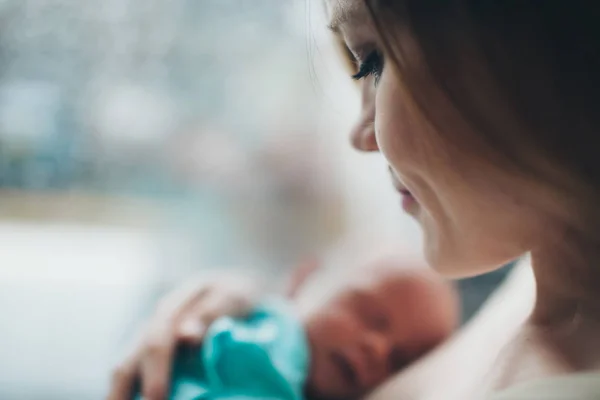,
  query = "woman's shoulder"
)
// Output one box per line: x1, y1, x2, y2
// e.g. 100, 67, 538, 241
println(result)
366, 261, 536, 400
489, 371, 600, 400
